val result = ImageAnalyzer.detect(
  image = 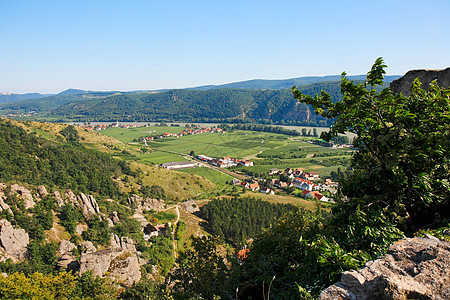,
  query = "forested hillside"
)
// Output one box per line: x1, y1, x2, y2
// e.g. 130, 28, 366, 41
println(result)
49, 86, 337, 125
0, 121, 131, 197
2, 79, 392, 126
